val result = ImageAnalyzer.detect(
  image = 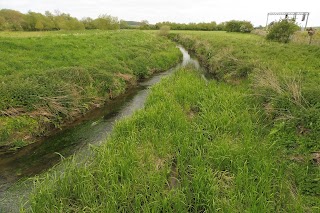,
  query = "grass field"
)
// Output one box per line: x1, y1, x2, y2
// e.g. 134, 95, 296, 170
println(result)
0, 30, 181, 148
23, 31, 319, 212
25, 68, 318, 212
